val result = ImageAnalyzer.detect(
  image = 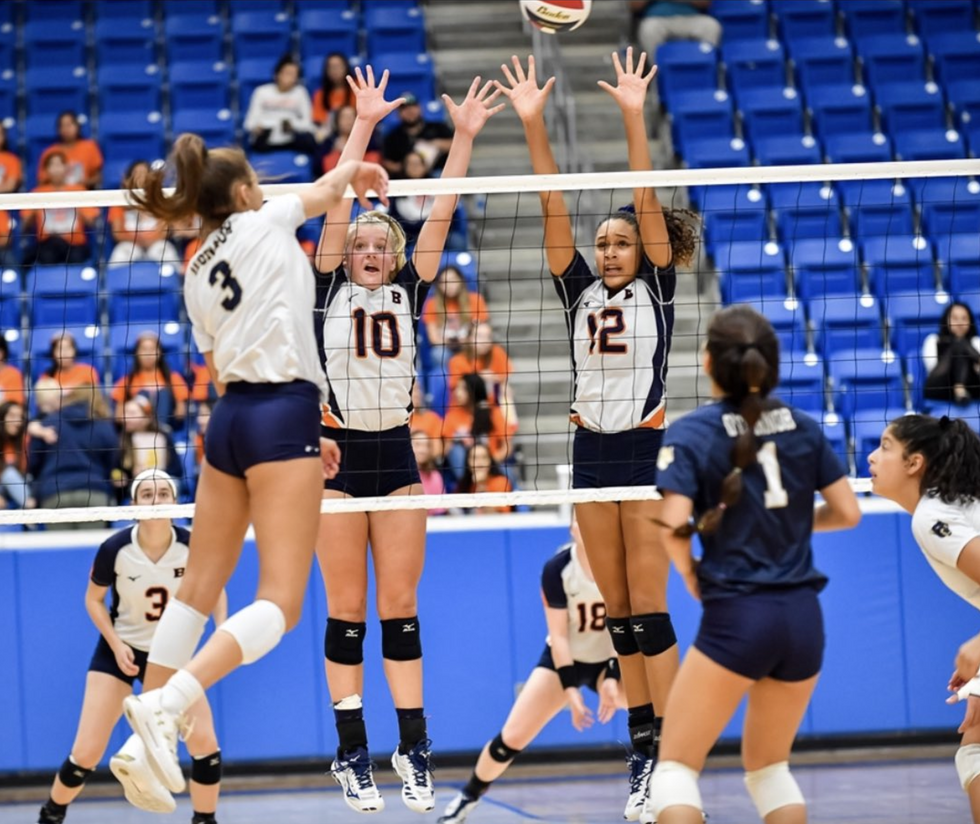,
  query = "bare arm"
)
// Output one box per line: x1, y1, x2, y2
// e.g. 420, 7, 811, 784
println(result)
85, 580, 122, 647
813, 476, 862, 532
543, 593, 594, 731
297, 159, 388, 222
315, 66, 403, 272
203, 351, 225, 398
496, 56, 576, 276
413, 77, 504, 283
598, 48, 671, 267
